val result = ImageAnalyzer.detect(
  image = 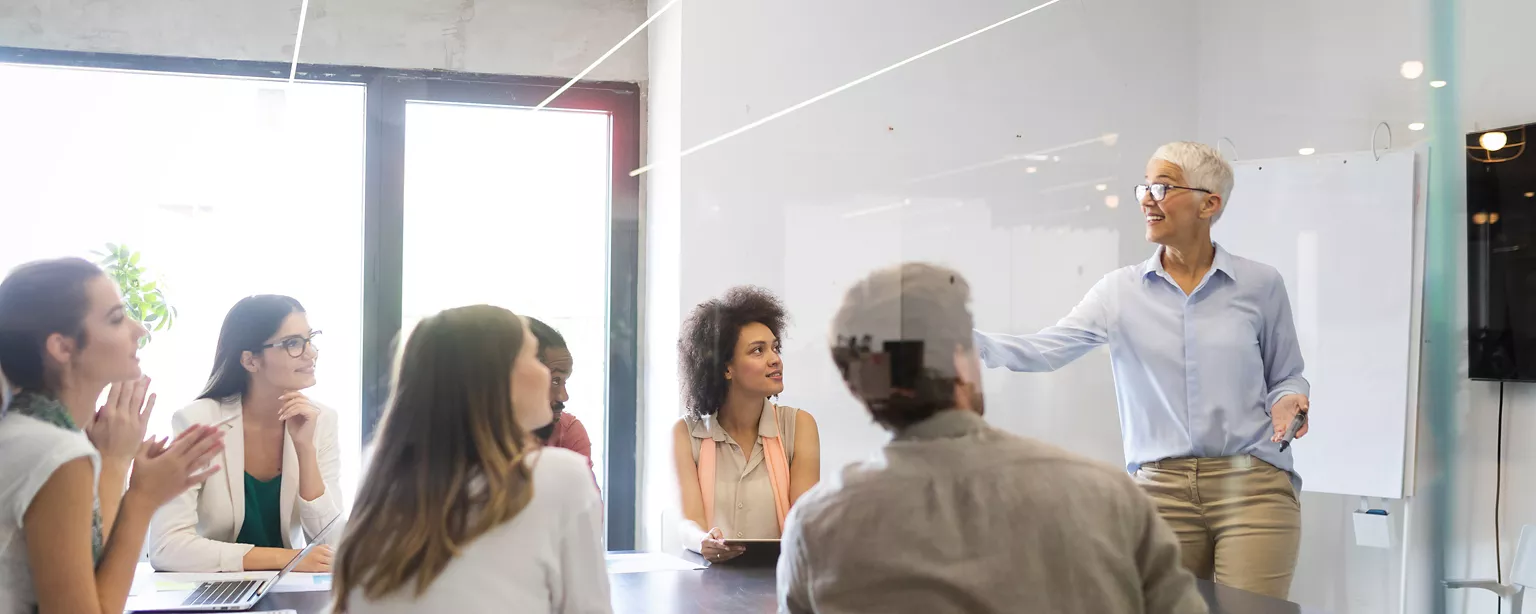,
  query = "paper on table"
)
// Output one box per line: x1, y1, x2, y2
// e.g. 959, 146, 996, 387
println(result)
604, 552, 705, 574
269, 573, 330, 593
